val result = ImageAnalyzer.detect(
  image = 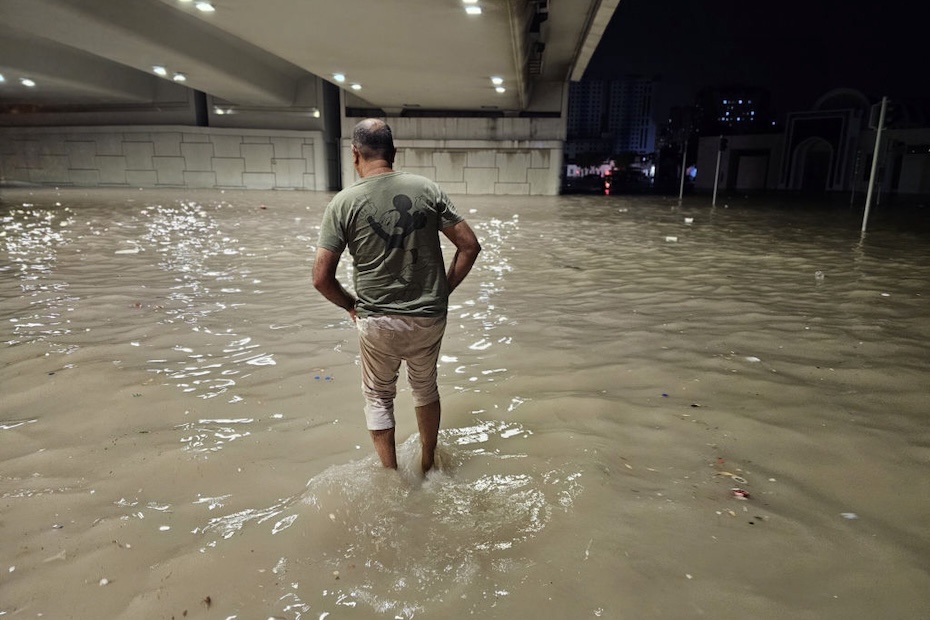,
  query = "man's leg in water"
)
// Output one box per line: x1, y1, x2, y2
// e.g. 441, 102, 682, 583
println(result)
416, 400, 441, 474
370, 427, 397, 469
356, 317, 402, 469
